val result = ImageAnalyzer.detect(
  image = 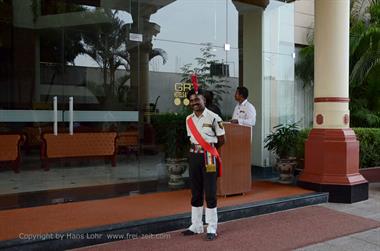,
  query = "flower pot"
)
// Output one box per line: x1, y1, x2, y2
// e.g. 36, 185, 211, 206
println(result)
294, 158, 304, 177
277, 158, 297, 184
166, 158, 188, 188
